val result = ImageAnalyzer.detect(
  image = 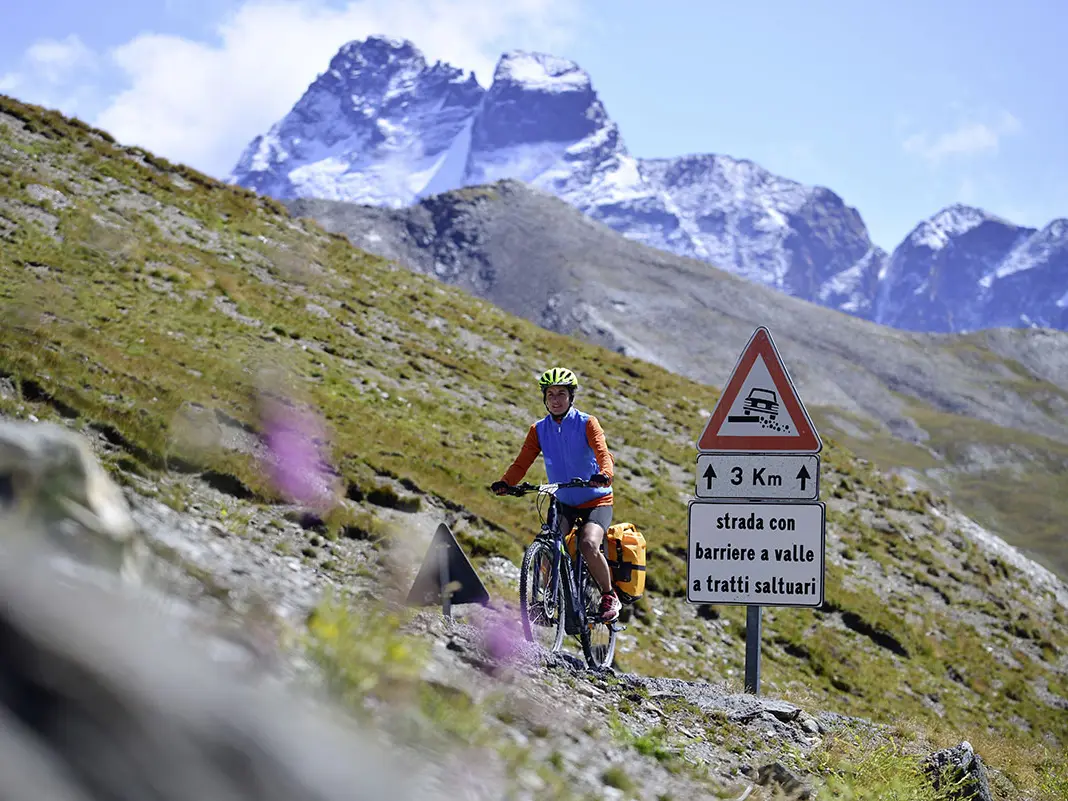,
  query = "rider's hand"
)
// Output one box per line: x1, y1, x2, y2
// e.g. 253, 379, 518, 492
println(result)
491, 480, 511, 496
589, 472, 610, 487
